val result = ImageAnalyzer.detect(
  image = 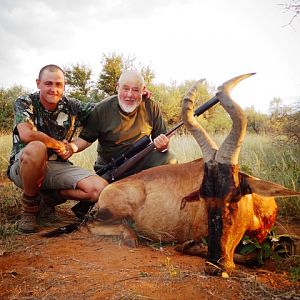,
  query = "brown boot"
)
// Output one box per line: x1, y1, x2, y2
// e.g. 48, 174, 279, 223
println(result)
19, 194, 41, 233
37, 190, 66, 223
37, 198, 57, 223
